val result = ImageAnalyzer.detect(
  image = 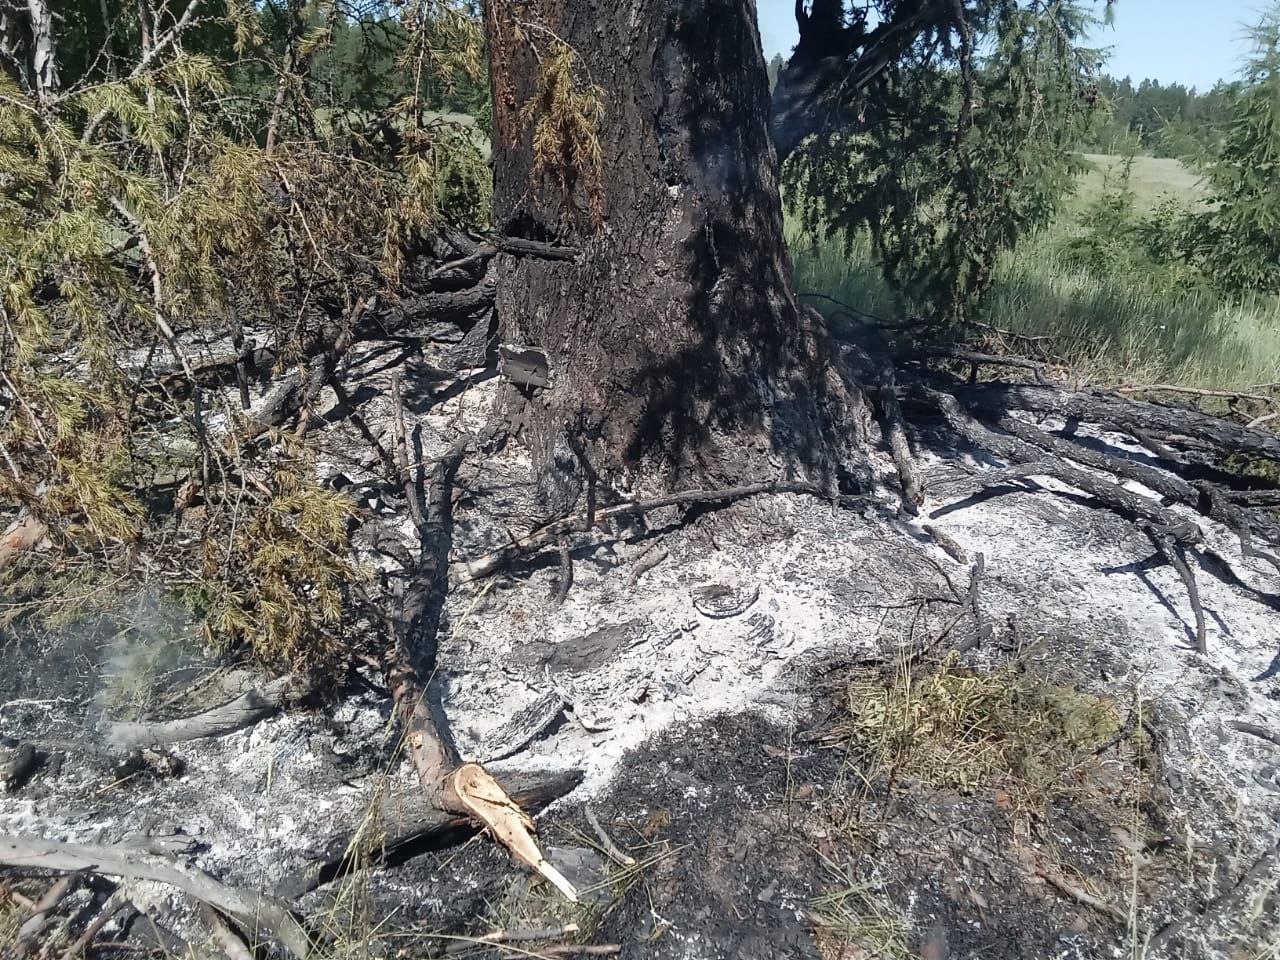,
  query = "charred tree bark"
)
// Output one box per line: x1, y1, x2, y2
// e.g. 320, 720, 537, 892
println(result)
484, 0, 867, 499
25, 0, 57, 100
